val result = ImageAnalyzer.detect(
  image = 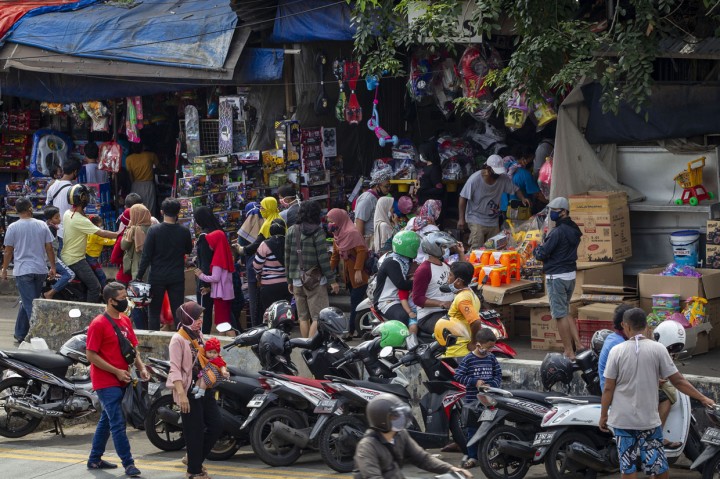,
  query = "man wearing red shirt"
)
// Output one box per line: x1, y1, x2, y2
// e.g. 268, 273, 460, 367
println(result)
86, 282, 149, 477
